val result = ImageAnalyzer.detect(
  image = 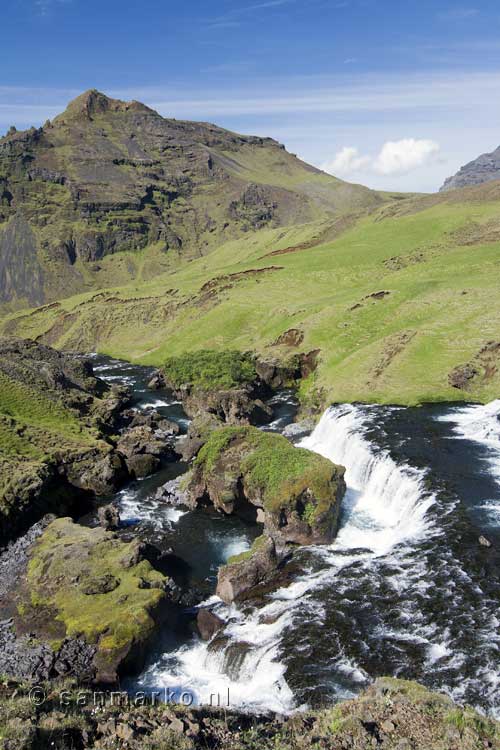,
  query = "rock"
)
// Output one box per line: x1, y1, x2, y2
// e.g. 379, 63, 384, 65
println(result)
440, 144, 500, 191
81, 573, 120, 595
116, 424, 176, 478
282, 418, 316, 441
126, 453, 161, 478
448, 363, 478, 390
180, 414, 223, 461
479, 535, 492, 548
97, 503, 121, 530
216, 536, 278, 603
196, 609, 225, 640
187, 425, 346, 546
147, 370, 166, 390
67, 450, 130, 496
154, 477, 188, 505
15, 518, 172, 684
